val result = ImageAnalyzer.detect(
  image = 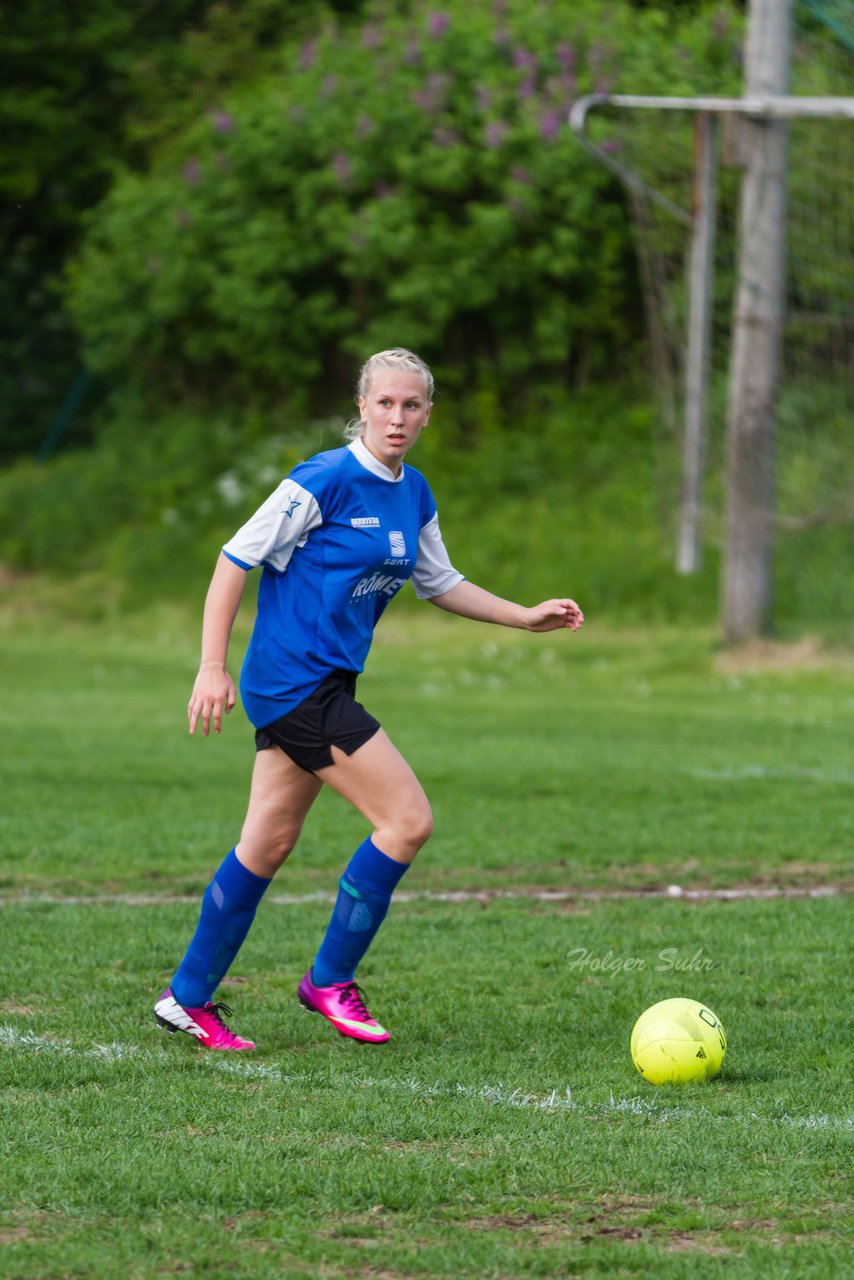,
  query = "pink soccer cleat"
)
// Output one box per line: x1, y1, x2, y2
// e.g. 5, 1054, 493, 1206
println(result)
297, 970, 390, 1044
154, 988, 255, 1051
